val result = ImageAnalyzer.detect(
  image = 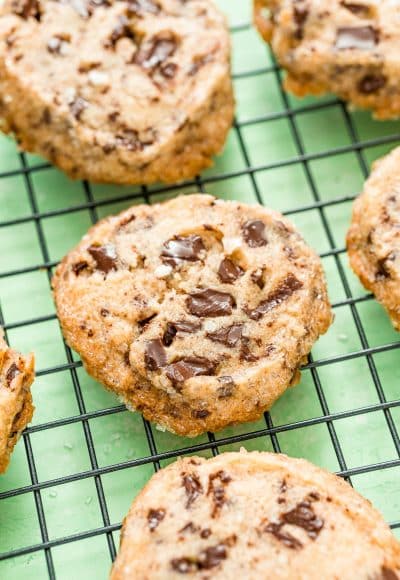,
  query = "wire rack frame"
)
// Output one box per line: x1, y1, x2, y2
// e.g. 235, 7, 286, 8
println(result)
0, 18, 399, 580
